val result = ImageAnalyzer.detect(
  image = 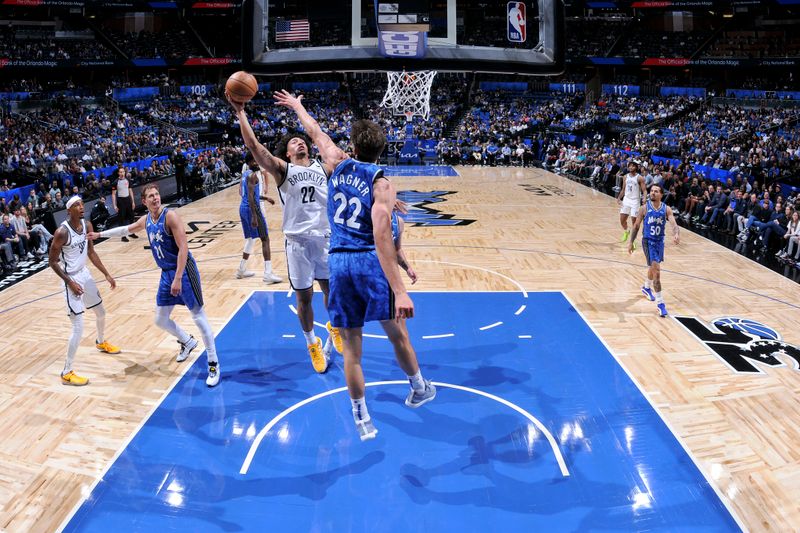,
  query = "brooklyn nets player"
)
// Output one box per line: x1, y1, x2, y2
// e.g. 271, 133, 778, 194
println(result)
49, 196, 121, 386
227, 92, 342, 373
